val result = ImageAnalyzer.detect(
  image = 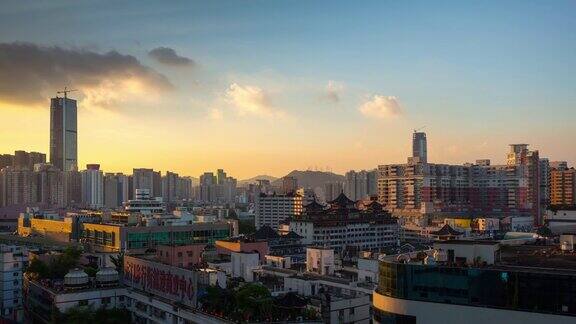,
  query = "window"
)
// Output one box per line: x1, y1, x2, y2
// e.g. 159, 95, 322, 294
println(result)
102, 297, 111, 305
12, 272, 18, 277
79, 300, 88, 306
